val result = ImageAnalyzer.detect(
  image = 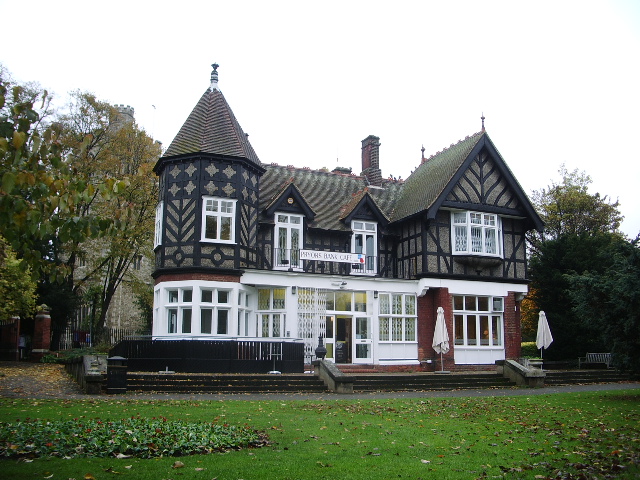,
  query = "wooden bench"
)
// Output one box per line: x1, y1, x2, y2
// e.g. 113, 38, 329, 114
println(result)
578, 352, 612, 369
